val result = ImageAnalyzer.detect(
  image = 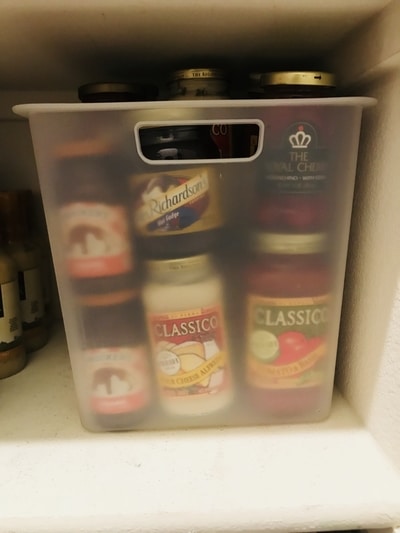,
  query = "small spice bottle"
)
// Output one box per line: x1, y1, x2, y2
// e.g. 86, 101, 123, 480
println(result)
142, 254, 233, 417
130, 165, 224, 258
54, 139, 135, 295
78, 81, 158, 102
254, 71, 336, 234
0, 191, 48, 353
244, 232, 331, 419
79, 291, 153, 430
168, 68, 232, 158
0, 241, 26, 378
